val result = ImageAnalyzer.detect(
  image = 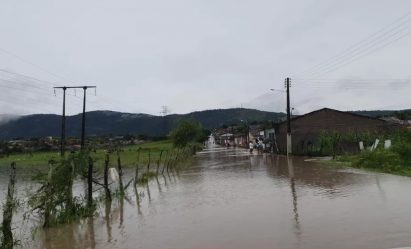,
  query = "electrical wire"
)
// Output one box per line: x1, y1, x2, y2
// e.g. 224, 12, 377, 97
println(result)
294, 12, 411, 78
309, 29, 411, 78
